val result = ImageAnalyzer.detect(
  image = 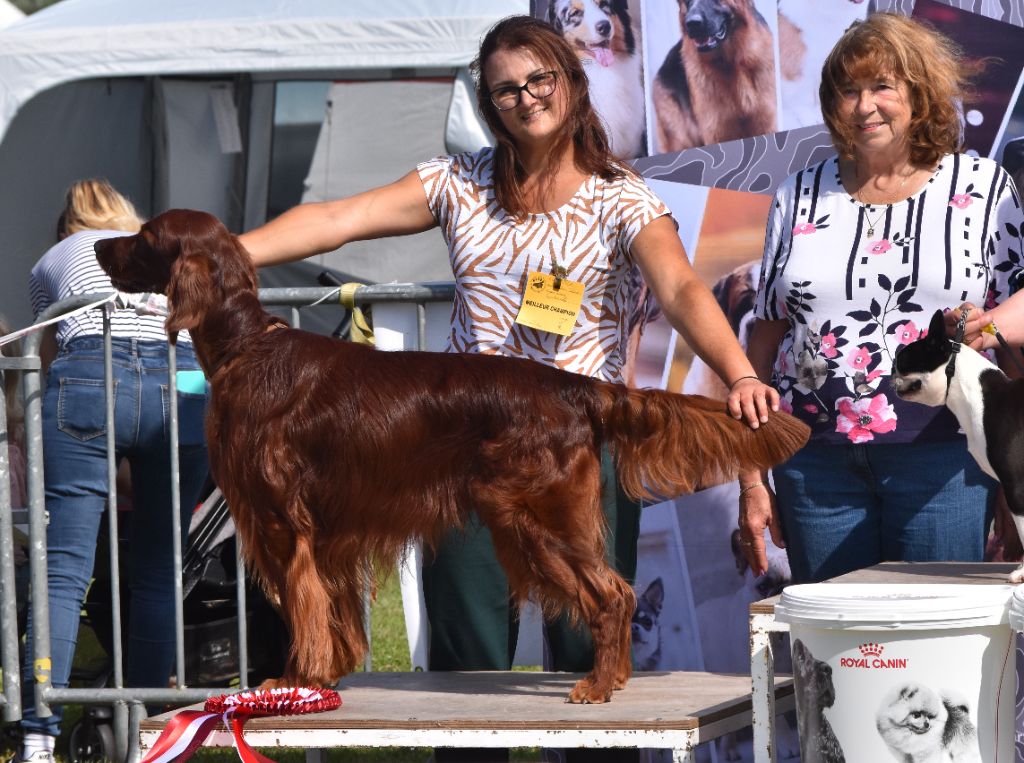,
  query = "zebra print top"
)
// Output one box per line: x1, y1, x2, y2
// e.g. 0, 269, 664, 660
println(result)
418, 148, 669, 384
